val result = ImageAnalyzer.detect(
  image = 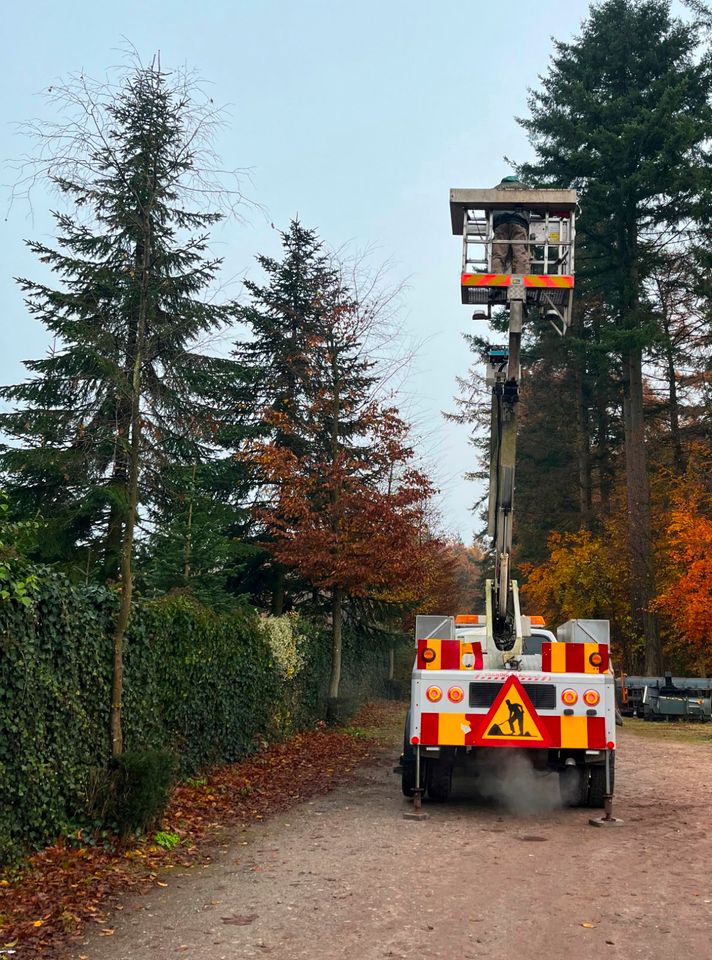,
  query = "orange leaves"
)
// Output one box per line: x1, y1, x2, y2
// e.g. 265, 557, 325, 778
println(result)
655, 449, 712, 671
521, 524, 633, 660
247, 402, 436, 600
